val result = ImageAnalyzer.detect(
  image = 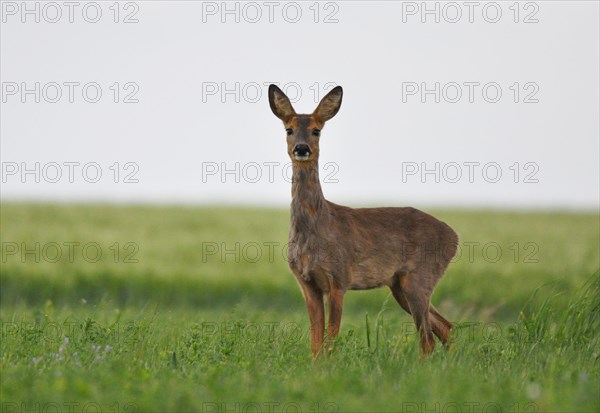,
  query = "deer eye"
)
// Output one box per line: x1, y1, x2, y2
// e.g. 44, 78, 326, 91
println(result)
312, 129, 321, 136
286, 128, 293, 136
